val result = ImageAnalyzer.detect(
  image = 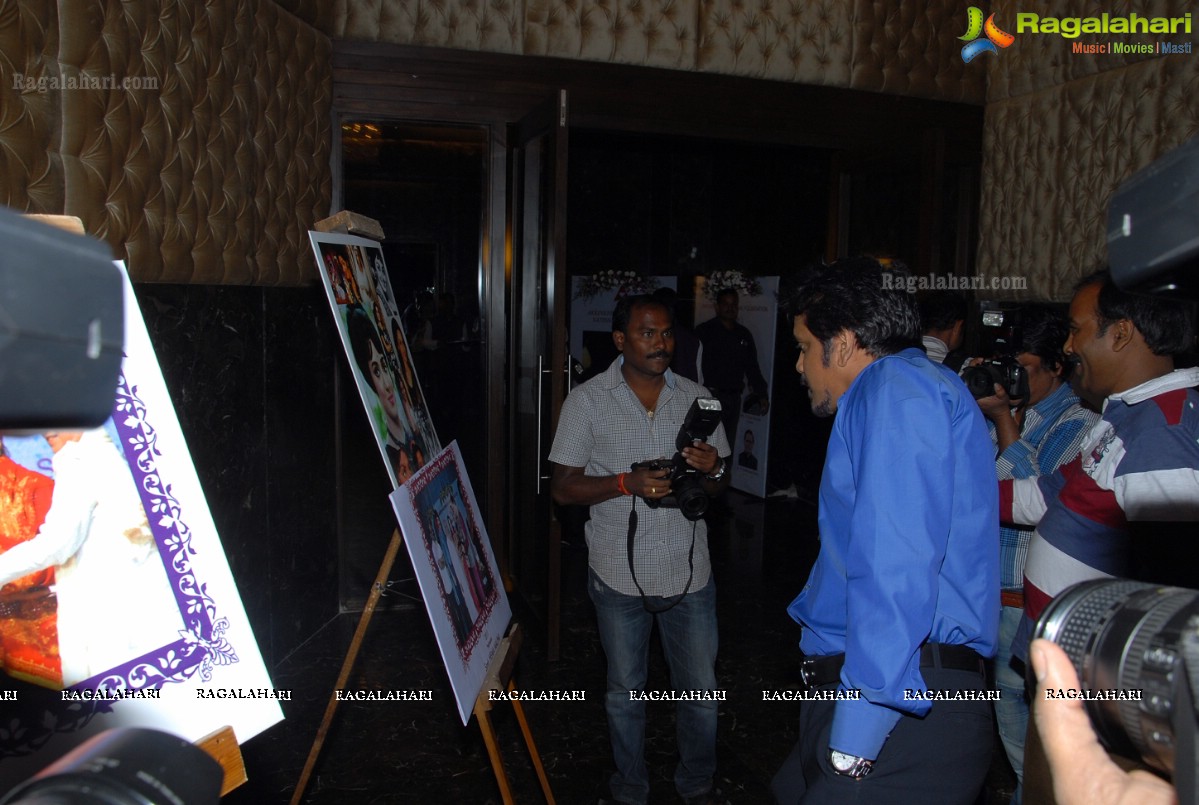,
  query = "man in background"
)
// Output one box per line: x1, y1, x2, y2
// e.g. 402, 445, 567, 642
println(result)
919, 290, 967, 365
1000, 271, 1199, 800
972, 304, 1098, 803
696, 288, 769, 442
